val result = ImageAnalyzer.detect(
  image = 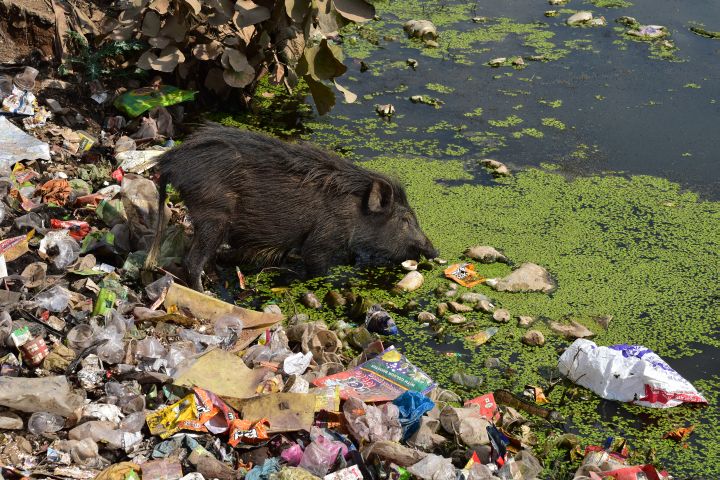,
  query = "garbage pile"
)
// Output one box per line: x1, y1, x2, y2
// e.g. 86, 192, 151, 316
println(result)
0, 66, 703, 480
